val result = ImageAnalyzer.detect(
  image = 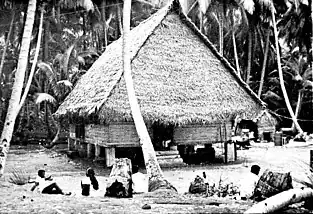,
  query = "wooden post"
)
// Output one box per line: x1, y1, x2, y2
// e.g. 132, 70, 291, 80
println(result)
79, 142, 87, 157
74, 139, 80, 150
224, 141, 228, 164
68, 138, 75, 151
67, 138, 71, 150
95, 144, 101, 158
234, 141, 237, 160
105, 147, 115, 167
310, 150, 313, 169
87, 143, 94, 159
